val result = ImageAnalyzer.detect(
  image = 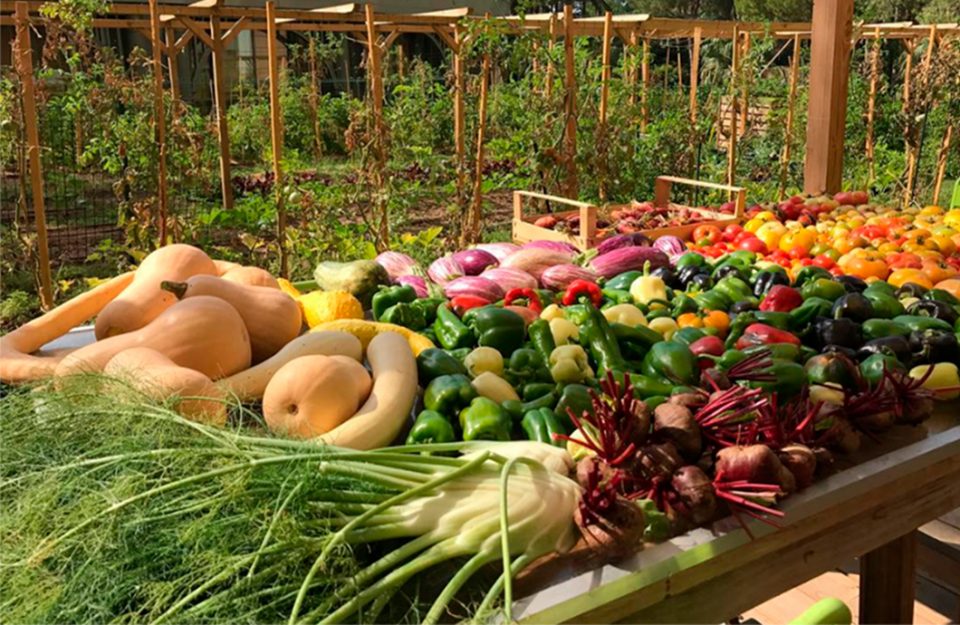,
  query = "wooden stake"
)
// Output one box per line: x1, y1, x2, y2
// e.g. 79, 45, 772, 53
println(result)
905, 25, 937, 206
740, 33, 751, 138
265, 1, 287, 277
676, 45, 683, 95
563, 4, 577, 199
690, 27, 701, 124
14, 1, 52, 310
726, 27, 740, 189
364, 3, 388, 247
453, 25, 465, 209
546, 13, 556, 100
628, 30, 638, 108
779, 34, 801, 201
865, 27, 880, 183
597, 11, 612, 202
932, 123, 953, 206
308, 37, 322, 160
467, 55, 490, 244
802, 0, 853, 195
209, 2, 234, 211
149, 0, 169, 245
902, 39, 914, 114
641, 37, 650, 131
164, 26, 180, 101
